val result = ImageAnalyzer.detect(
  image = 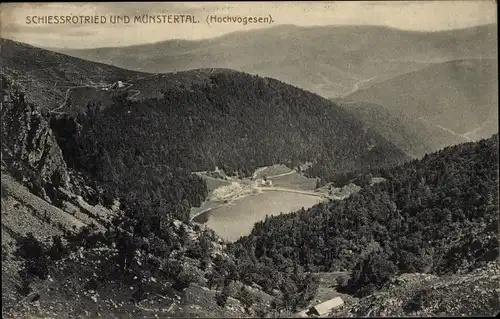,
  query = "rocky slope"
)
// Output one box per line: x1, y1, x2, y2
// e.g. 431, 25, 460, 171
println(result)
1, 220, 257, 319
331, 261, 500, 317
1, 87, 69, 194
